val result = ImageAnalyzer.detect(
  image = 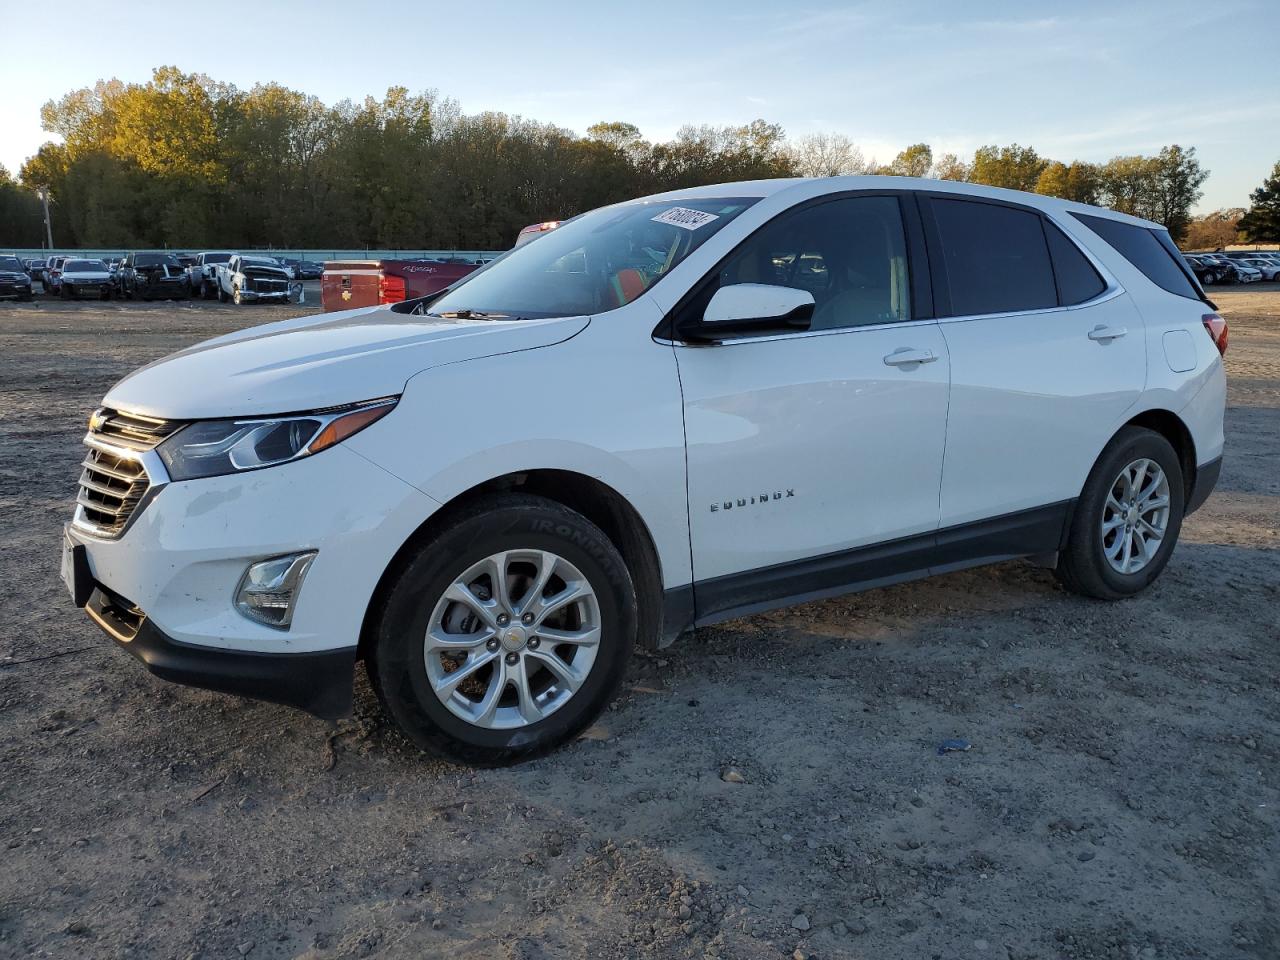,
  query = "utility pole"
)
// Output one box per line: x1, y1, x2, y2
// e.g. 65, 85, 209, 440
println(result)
39, 187, 54, 250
